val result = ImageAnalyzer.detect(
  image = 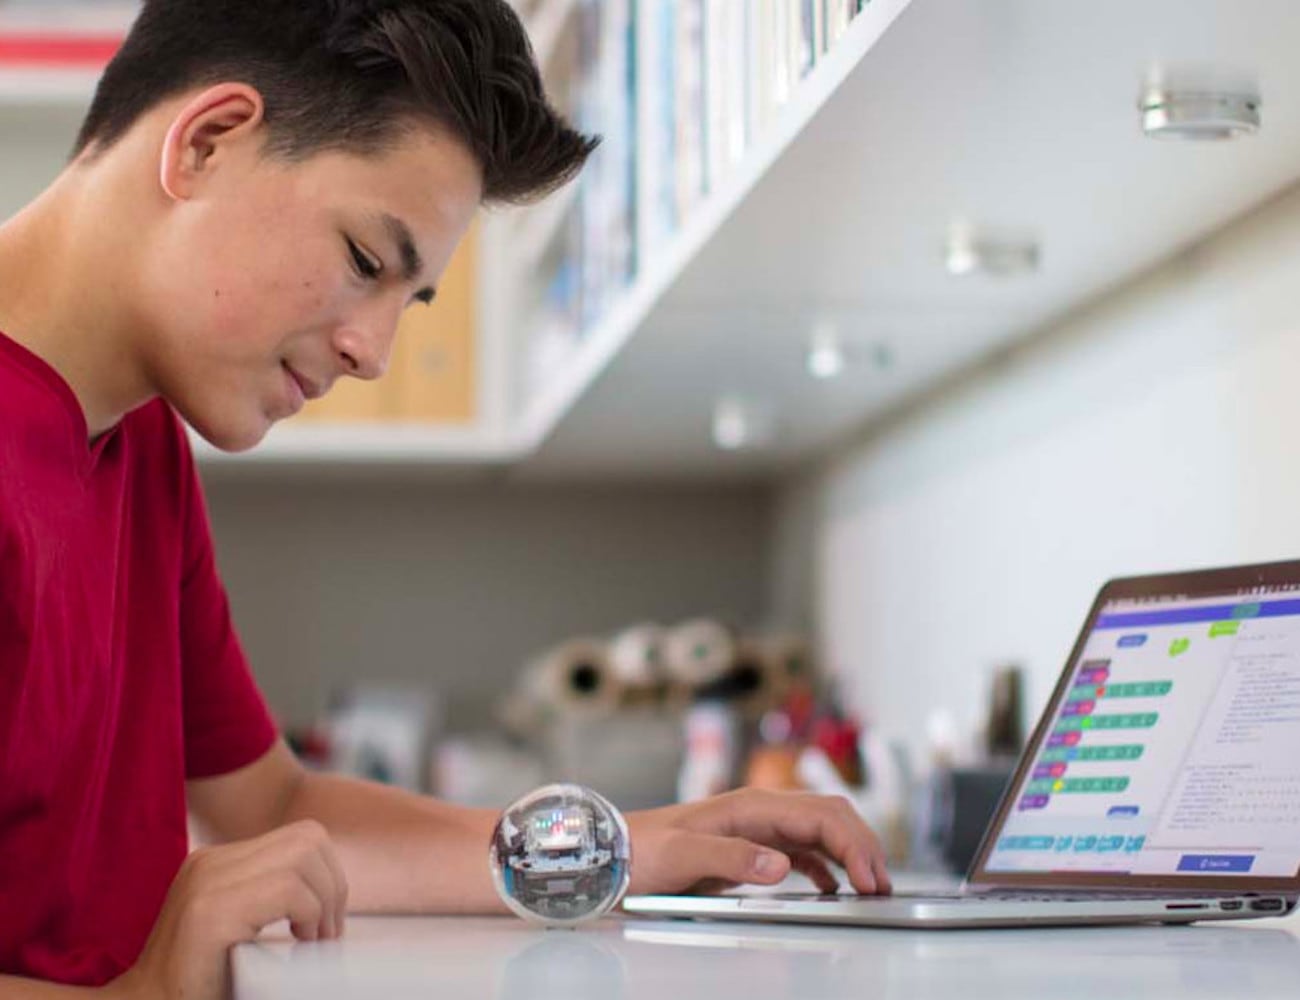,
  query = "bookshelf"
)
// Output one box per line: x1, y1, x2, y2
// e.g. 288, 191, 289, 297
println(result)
508, 0, 910, 456
478, 0, 905, 469
517, 0, 1300, 478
